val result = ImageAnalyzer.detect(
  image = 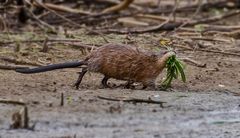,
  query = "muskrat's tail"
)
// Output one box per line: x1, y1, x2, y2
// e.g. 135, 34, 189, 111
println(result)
15, 61, 87, 74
